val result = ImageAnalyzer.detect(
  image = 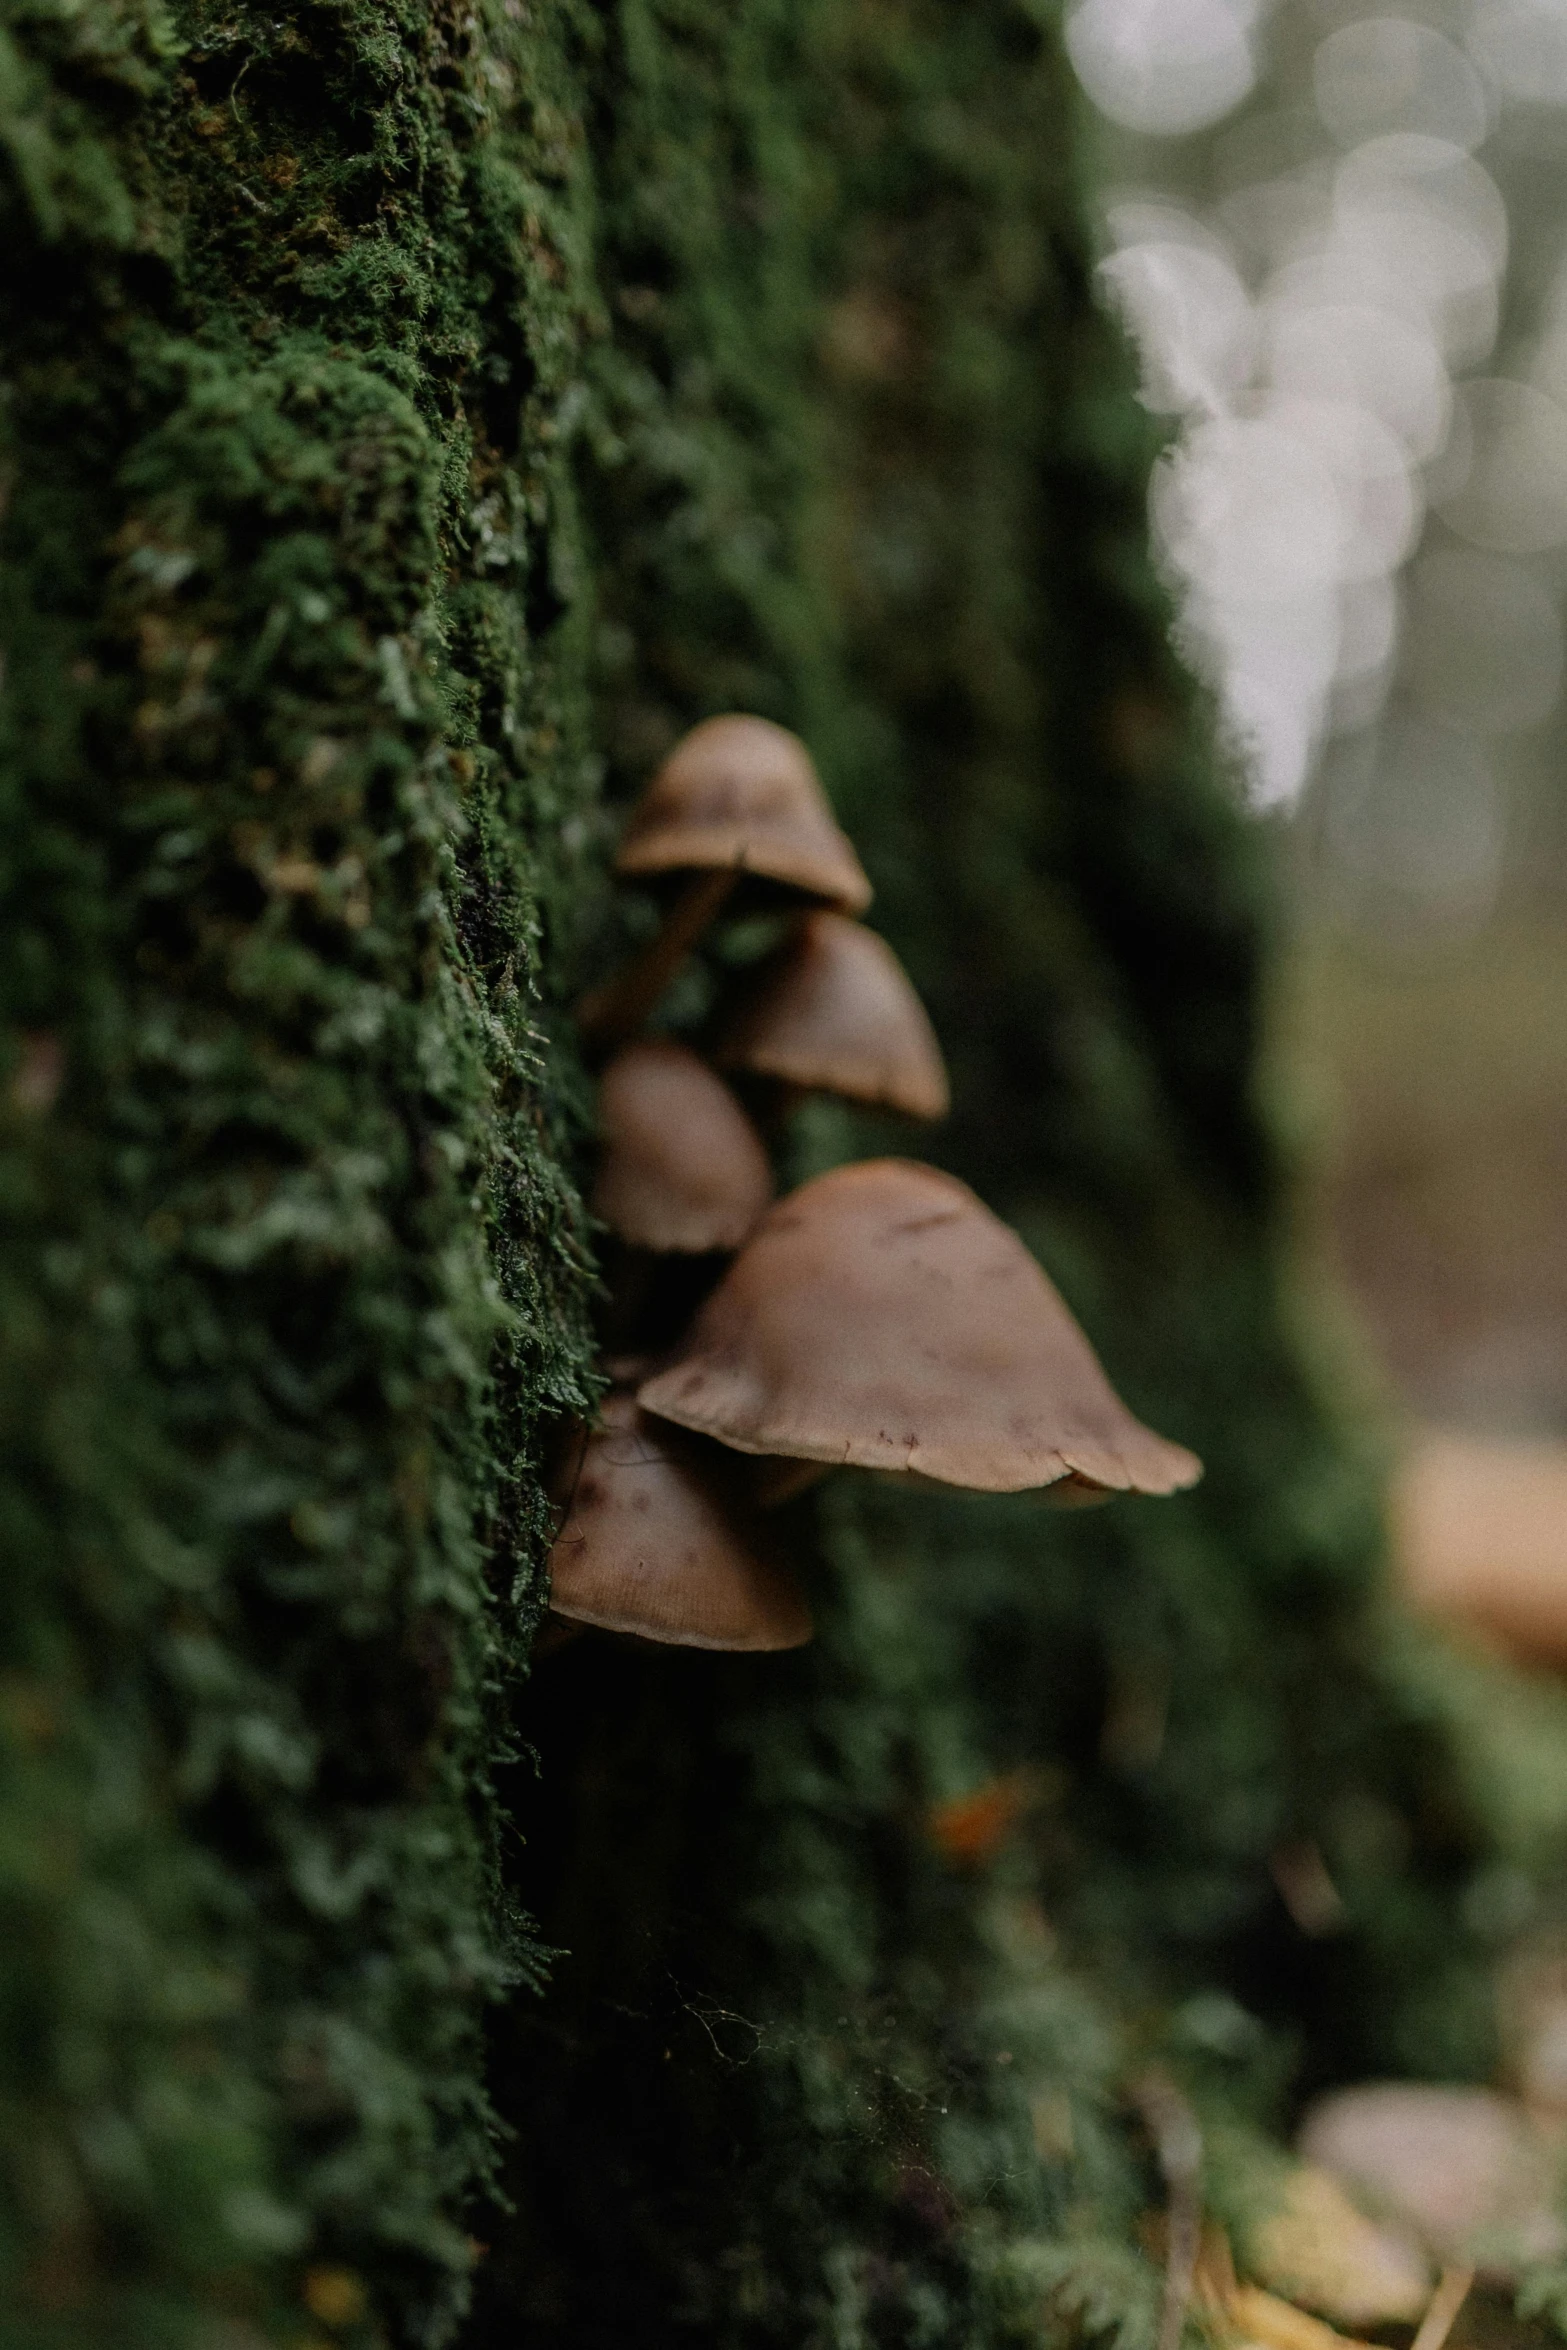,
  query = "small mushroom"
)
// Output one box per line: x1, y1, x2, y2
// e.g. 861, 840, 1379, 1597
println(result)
594, 1039, 773, 1254
1393, 1431, 1567, 1667
1299, 2083, 1567, 2277
617, 716, 871, 907
579, 717, 871, 1049
717, 910, 949, 1120
637, 1159, 1201, 1499
546, 1389, 812, 1650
